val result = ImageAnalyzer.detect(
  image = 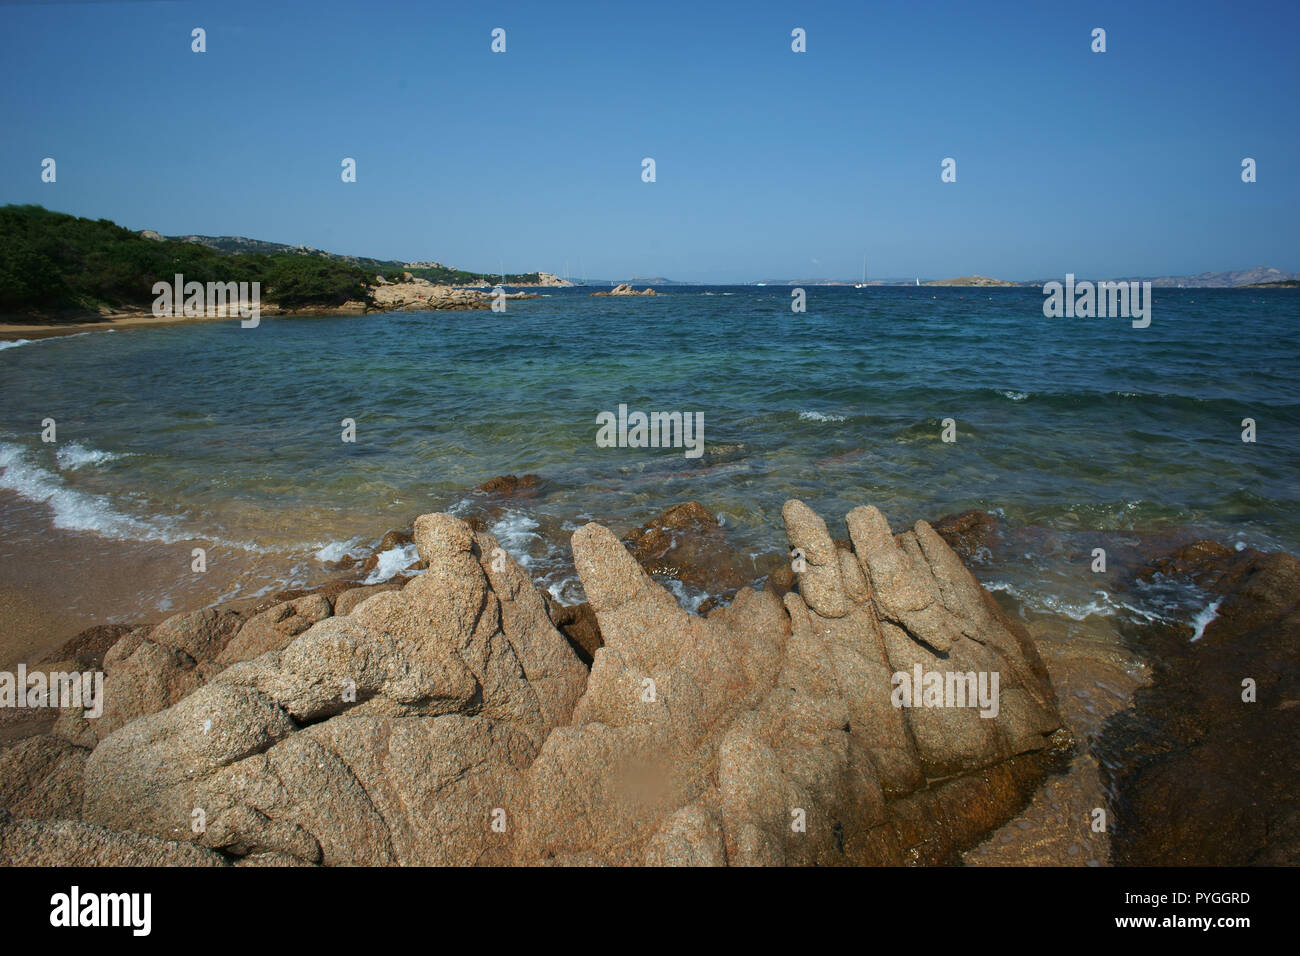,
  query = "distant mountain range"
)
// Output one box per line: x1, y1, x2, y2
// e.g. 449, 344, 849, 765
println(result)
752, 266, 1299, 288
1102, 266, 1299, 288
161, 233, 544, 285
163, 237, 1298, 289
